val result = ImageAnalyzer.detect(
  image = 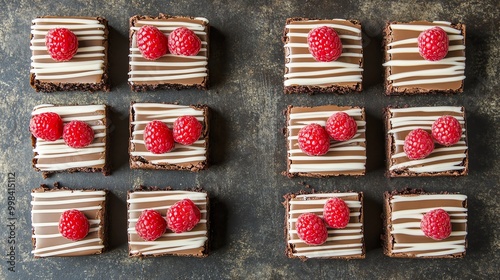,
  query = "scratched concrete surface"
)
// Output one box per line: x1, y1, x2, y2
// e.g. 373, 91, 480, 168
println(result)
0, 0, 499, 279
